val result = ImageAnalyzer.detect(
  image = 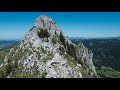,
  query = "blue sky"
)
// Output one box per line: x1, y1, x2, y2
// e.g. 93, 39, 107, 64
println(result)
0, 12, 120, 40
